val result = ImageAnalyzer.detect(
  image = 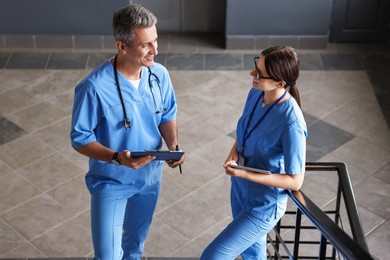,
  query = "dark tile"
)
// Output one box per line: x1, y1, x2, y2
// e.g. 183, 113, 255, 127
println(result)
169, 34, 198, 52
362, 53, 390, 128
299, 53, 324, 70
298, 37, 327, 50
373, 87, 390, 128
307, 120, 355, 162
47, 52, 89, 69
243, 54, 255, 71
156, 34, 170, 52
228, 130, 236, 139
362, 53, 390, 72
154, 53, 166, 66
255, 37, 270, 50
6, 52, 49, 69
0, 117, 26, 145
268, 36, 298, 49
35, 35, 73, 49
102, 36, 116, 51
205, 53, 243, 70
362, 53, 390, 90
74, 35, 102, 49
321, 53, 363, 70
166, 53, 203, 70
0, 35, 4, 48
5, 35, 34, 48
87, 53, 115, 69
303, 112, 318, 127
226, 37, 254, 50
0, 52, 10, 68
198, 34, 225, 50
